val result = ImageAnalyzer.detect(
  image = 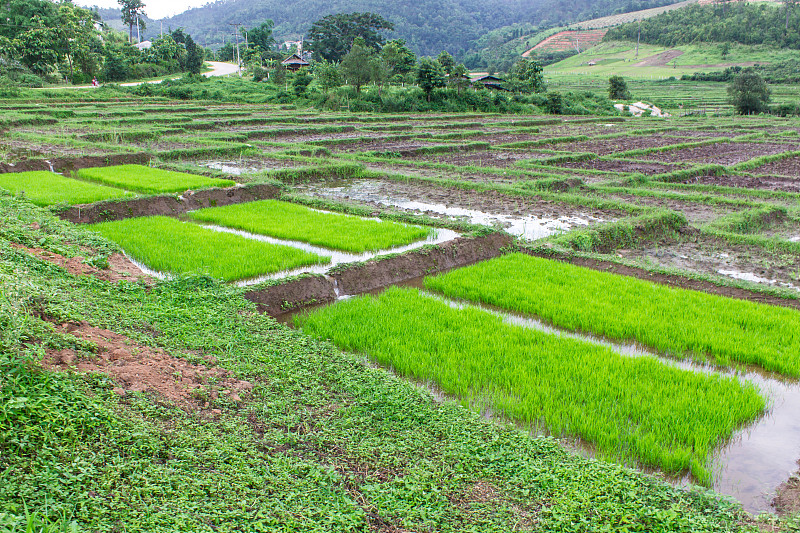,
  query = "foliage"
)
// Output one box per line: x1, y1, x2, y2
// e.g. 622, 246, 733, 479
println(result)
508, 57, 546, 93
185, 35, 204, 75
314, 60, 342, 92
608, 75, 631, 99
292, 71, 312, 95
381, 39, 416, 77
416, 58, 446, 101
89, 215, 327, 280
306, 12, 393, 62
297, 287, 764, 483
728, 71, 771, 114
0, 171, 134, 206
436, 51, 455, 74
189, 199, 432, 253
118, 0, 146, 43
75, 165, 234, 194
339, 37, 377, 93
545, 91, 563, 114
427, 254, 800, 378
